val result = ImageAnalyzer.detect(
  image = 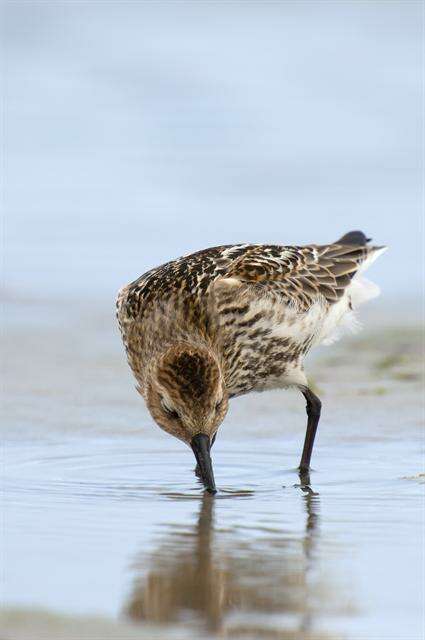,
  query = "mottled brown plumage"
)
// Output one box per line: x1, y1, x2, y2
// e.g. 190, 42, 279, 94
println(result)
117, 231, 386, 492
